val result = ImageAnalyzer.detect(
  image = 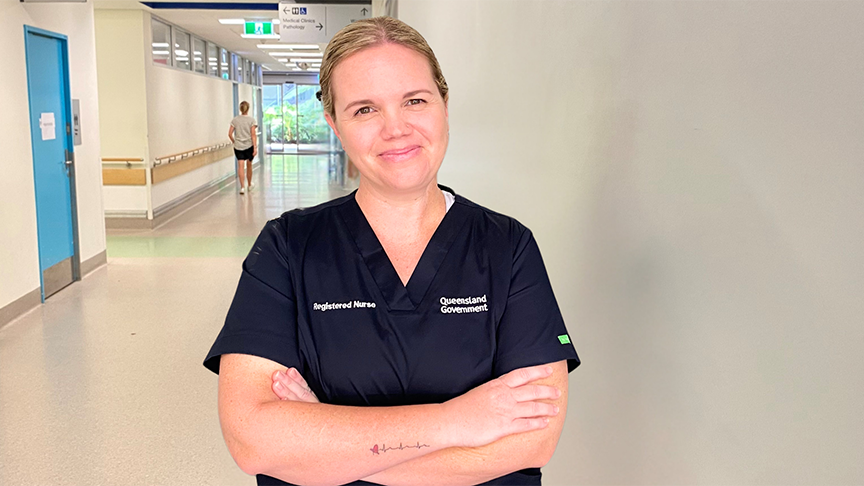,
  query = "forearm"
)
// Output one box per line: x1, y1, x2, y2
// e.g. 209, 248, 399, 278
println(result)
361, 427, 547, 486
224, 399, 450, 486
363, 361, 570, 486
